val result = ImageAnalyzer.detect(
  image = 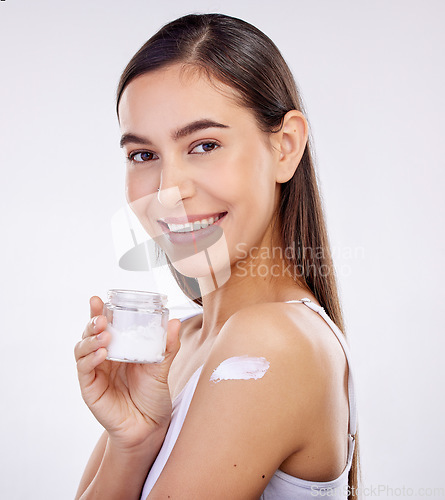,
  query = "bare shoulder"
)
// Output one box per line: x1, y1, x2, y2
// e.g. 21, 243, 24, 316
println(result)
214, 300, 340, 368
208, 300, 348, 419
202, 300, 344, 417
